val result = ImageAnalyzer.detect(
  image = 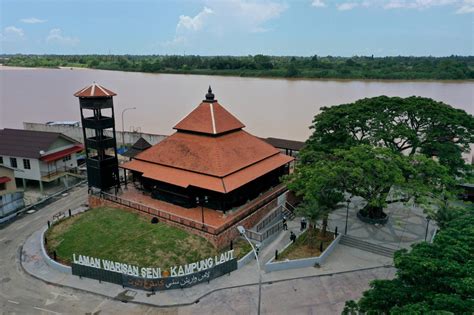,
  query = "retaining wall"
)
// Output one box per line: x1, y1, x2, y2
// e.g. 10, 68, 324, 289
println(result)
40, 226, 72, 274
24, 122, 167, 146
237, 248, 256, 269
264, 233, 342, 273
